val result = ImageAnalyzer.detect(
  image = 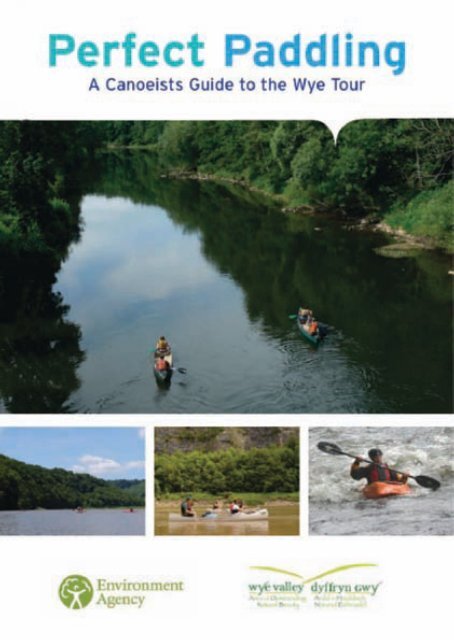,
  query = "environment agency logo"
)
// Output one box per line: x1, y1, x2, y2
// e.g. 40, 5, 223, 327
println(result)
59, 575, 94, 609
57, 574, 185, 610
